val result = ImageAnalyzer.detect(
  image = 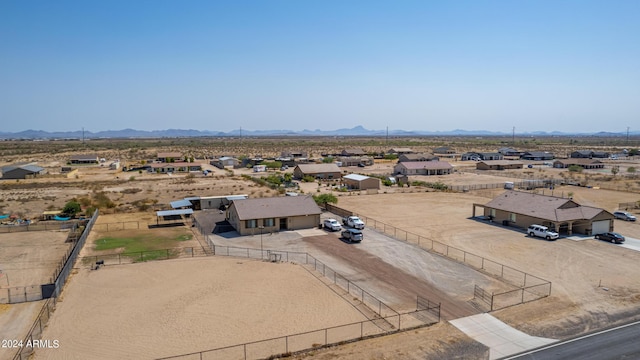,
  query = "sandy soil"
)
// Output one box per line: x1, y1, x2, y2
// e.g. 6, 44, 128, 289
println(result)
35, 257, 368, 360
0, 230, 71, 287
